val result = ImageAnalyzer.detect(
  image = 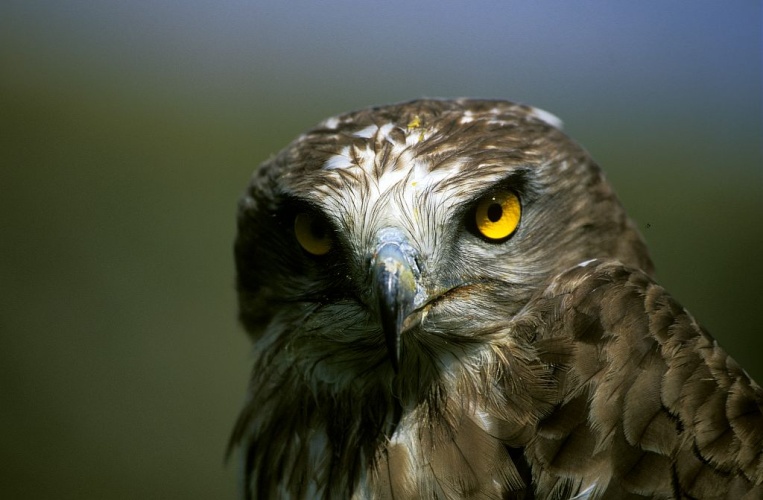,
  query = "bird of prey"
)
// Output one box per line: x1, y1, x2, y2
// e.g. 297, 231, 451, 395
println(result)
230, 99, 762, 499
